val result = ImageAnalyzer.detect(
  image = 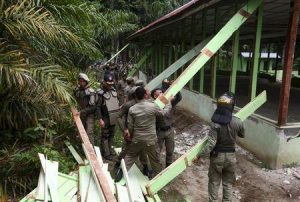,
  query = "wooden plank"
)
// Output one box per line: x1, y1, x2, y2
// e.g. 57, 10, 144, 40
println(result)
116, 184, 130, 202
146, 38, 210, 91
128, 49, 152, 77
145, 138, 208, 196
57, 173, 78, 201
146, 90, 267, 196
127, 164, 145, 202
234, 90, 267, 121
105, 44, 129, 65
94, 146, 103, 167
79, 165, 90, 202
65, 141, 84, 164
82, 145, 106, 202
37, 154, 59, 202
121, 159, 135, 202
19, 188, 37, 202
154, 0, 264, 109
36, 169, 51, 201
71, 107, 117, 202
